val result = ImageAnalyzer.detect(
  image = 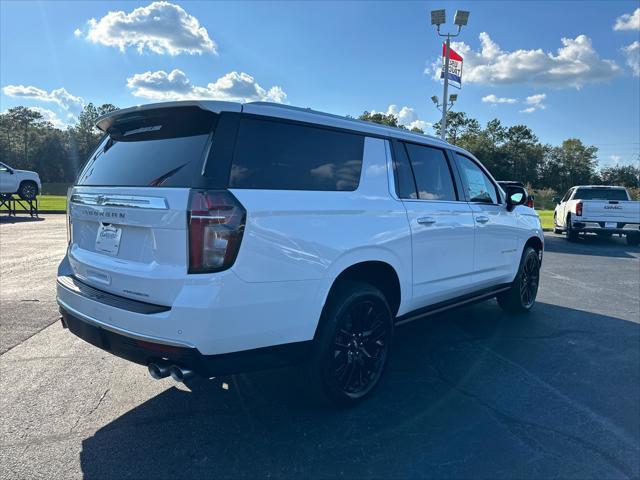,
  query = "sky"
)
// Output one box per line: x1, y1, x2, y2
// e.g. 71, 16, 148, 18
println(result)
1, 0, 639, 168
